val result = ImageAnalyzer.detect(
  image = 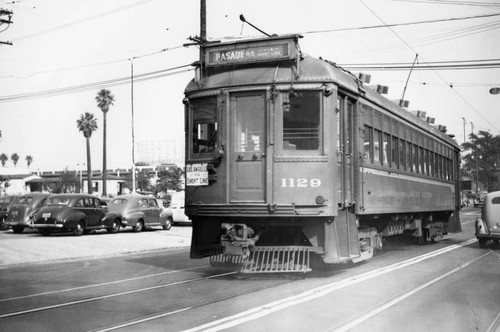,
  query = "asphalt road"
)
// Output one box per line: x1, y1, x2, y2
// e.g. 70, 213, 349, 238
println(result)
0, 208, 499, 332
